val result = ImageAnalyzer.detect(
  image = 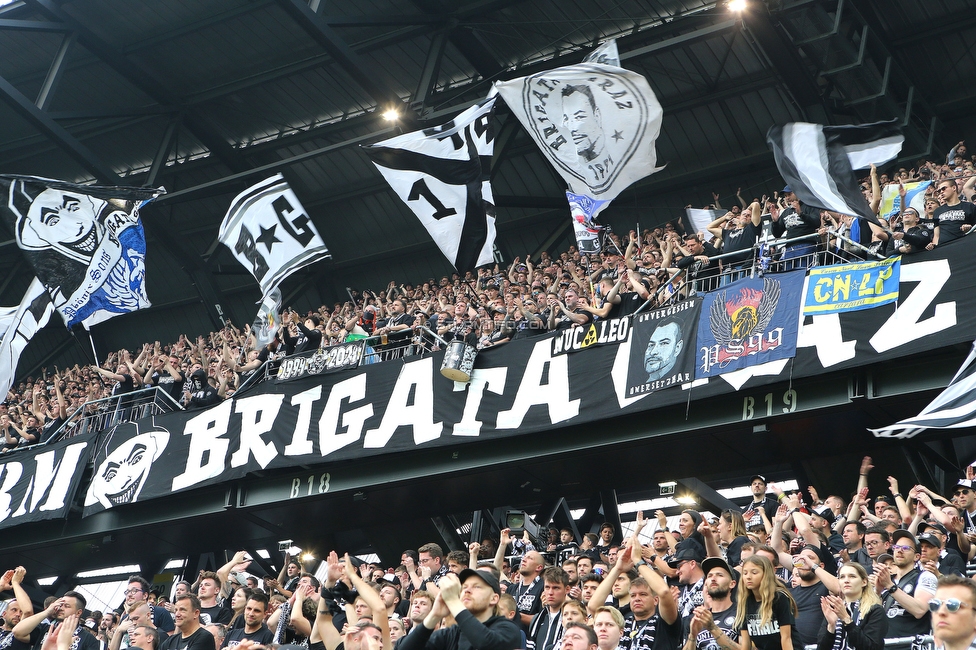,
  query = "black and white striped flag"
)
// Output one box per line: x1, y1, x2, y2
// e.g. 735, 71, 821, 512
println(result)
872, 341, 976, 438
363, 98, 497, 273
766, 120, 903, 224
